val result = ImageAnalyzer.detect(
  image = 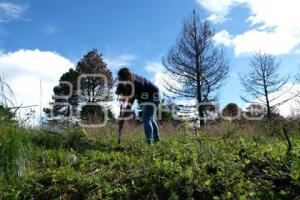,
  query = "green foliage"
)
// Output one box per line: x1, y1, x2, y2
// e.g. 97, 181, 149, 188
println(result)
64, 129, 92, 151
0, 105, 14, 122
1, 122, 300, 199
0, 124, 34, 182
157, 101, 173, 122
45, 49, 114, 123
32, 128, 92, 152
44, 68, 80, 118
